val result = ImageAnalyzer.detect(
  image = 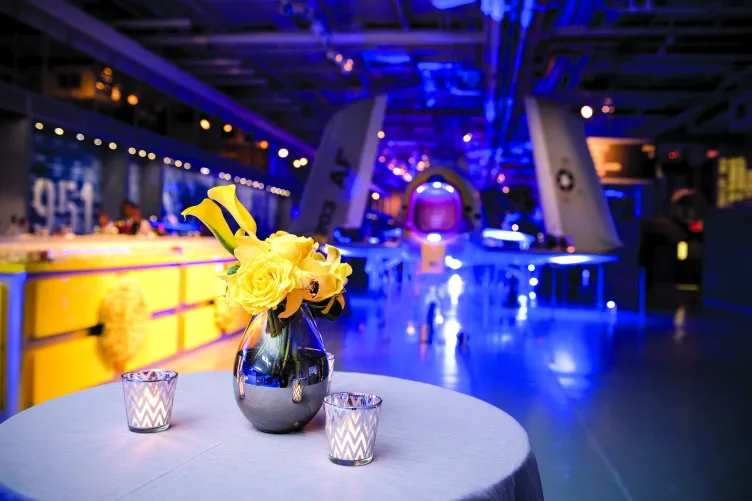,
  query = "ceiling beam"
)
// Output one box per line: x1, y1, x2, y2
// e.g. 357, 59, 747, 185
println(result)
549, 89, 712, 103
173, 58, 243, 67
190, 67, 256, 76
138, 30, 484, 47
110, 18, 192, 30
4, 0, 315, 155
645, 65, 752, 137
204, 77, 267, 86
545, 26, 752, 40
391, 0, 409, 31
